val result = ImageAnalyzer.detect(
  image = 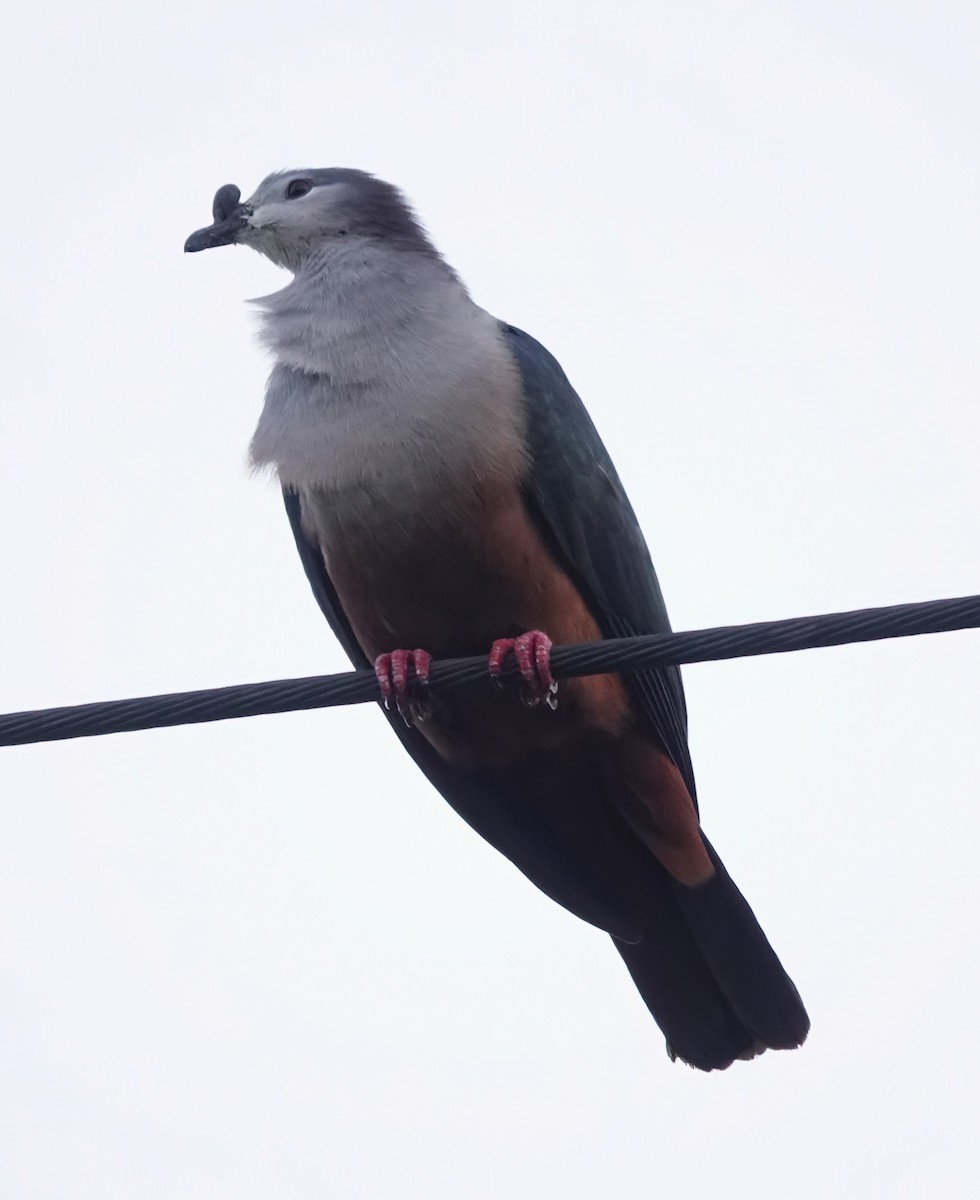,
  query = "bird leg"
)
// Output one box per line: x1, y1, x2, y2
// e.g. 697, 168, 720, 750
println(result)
488, 630, 559, 710
374, 649, 432, 726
